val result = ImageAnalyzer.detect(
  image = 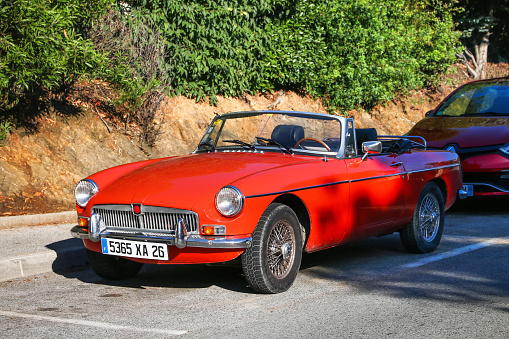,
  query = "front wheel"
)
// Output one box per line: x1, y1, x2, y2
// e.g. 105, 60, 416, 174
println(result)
399, 182, 445, 253
87, 249, 143, 280
242, 203, 303, 293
